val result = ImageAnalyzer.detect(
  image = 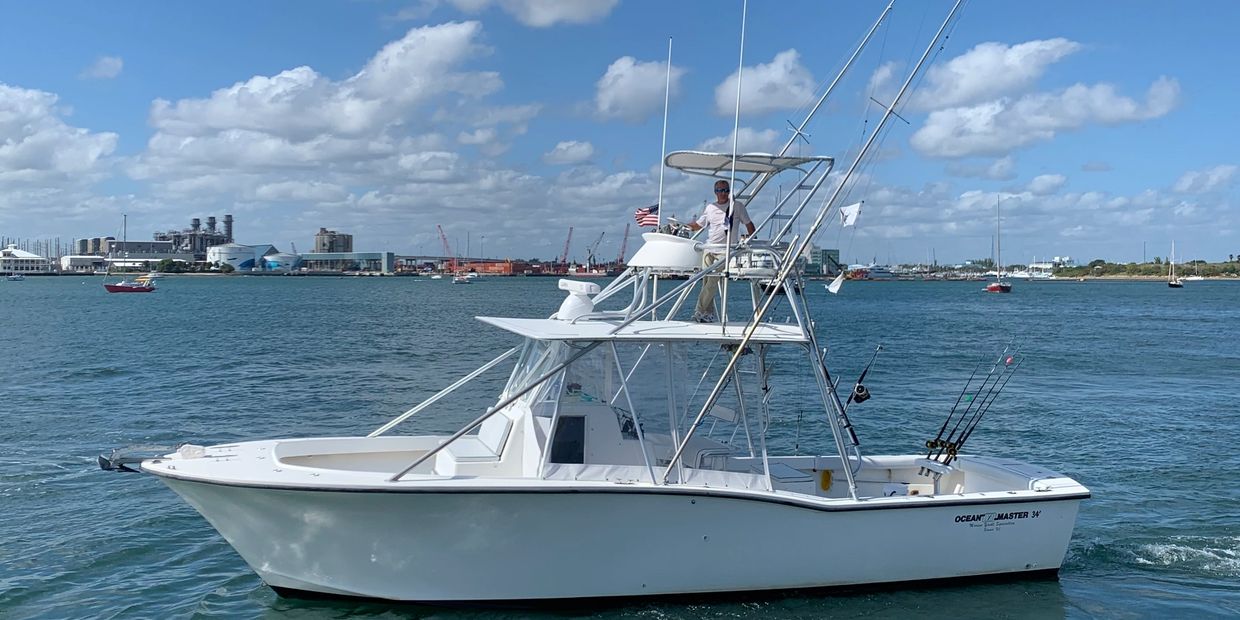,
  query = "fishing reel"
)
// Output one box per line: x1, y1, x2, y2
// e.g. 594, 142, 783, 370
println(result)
852, 384, 871, 403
